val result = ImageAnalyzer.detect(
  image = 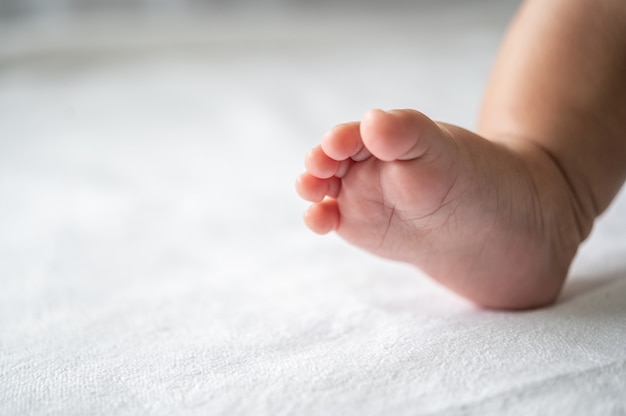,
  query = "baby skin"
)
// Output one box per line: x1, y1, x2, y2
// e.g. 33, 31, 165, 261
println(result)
296, 109, 581, 309
296, 0, 626, 309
